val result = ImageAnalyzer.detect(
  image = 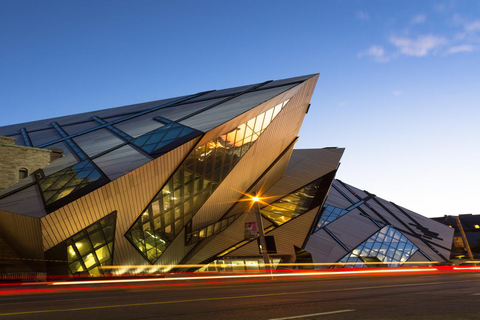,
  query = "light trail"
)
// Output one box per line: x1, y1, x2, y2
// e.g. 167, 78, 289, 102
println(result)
99, 261, 441, 270
52, 268, 437, 286
453, 266, 480, 270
